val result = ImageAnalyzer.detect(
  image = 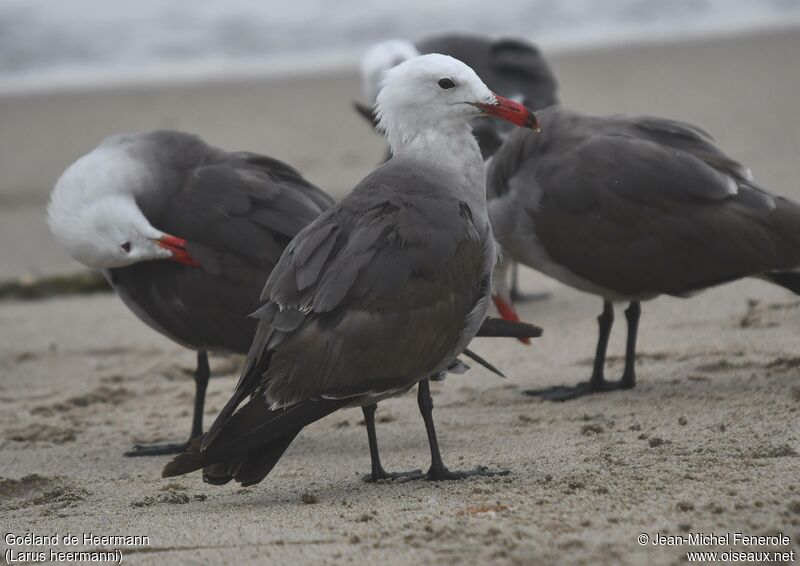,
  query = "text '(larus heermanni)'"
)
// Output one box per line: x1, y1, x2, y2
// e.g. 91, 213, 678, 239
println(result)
487, 106, 800, 400
48, 130, 542, 464
162, 54, 539, 485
